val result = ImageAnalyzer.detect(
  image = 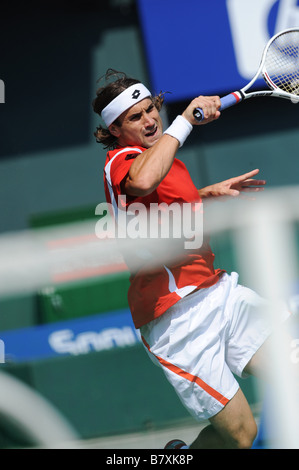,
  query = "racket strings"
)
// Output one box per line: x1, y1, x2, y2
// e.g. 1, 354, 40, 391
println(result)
265, 31, 299, 95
